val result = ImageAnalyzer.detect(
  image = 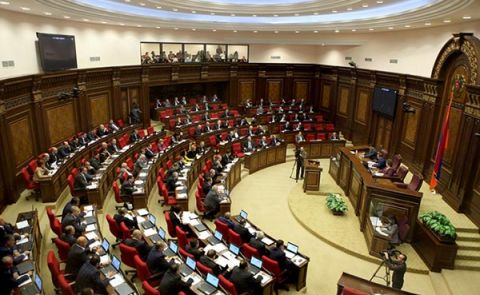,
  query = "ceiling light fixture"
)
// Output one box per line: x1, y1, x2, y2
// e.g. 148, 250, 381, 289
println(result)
136, 24, 142, 27
404, 25, 411, 28
231, 13, 235, 16
44, 12, 52, 15
64, 16, 70, 19
347, 7, 353, 11
313, 12, 318, 15
425, 22, 431, 25
463, 16, 471, 20
252, 14, 257, 17
172, 8, 178, 11
313, 30, 319, 33
83, 18, 89, 21
274, 30, 278, 33
192, 28, 196, 31
120, 23, 125, 26
101, 21, 107, 24
0, 1, 10, 5
388, 26, 394, 29
376, 0, 384, 3
212, 29, 217, 31
321, 43, 325, 46
253, 30, 258, 33
156, 6, 161, 9
362, 4, 369, 8
369, 28, 374, 31
443, 19, 451, 23
295, 30, 300, 33
124, 0, 130, 2
273, 14, 278, 17
20, 7, 30, 10
155, 26, 160, 28
352, 29, 356, 32
233, 30, 237, 32
192, 10, 196, 13
334, 29, 340, 33
332, 10, 337, 13
294, 13, 299, 16
174, 27, 179, 30
139, 2, 145, 6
